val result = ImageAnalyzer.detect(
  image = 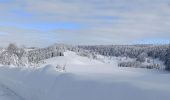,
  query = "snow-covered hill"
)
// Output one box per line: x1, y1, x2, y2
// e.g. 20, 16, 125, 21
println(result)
44, 51, 103, 66
43, 51, 111, 73
0, 51, 169, 100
